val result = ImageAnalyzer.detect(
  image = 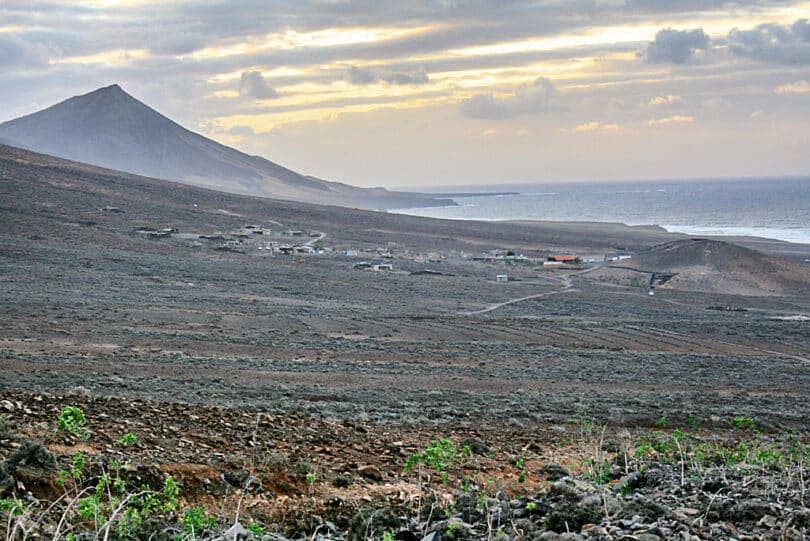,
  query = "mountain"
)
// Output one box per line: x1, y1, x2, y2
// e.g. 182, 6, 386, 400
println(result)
0, 84, 451, 210
614, 238, 810, 295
